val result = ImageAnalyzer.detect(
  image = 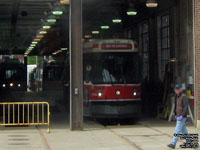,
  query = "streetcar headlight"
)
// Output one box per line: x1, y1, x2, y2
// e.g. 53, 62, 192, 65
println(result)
2, 84, 6, 88
116, 90, 121, 96
133, 90, 137, 96
98, 92, 102, 97
10, 83, 14, 87
18, 84, 21, 87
